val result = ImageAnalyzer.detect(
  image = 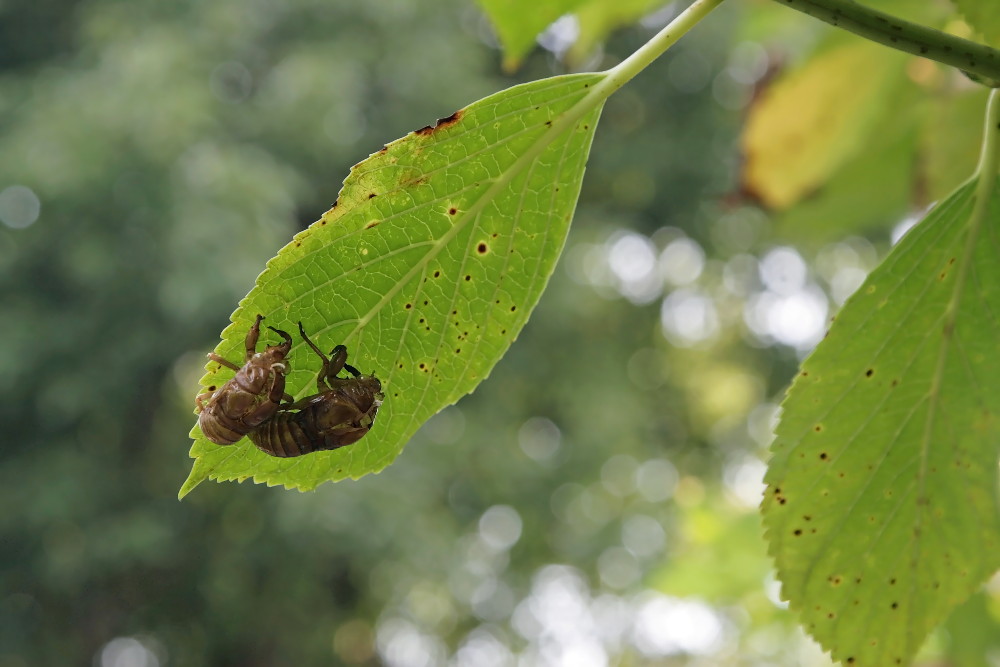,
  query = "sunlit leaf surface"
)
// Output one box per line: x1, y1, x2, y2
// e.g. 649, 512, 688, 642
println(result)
762, 179, 1000, 665
181, 73, 606, 496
